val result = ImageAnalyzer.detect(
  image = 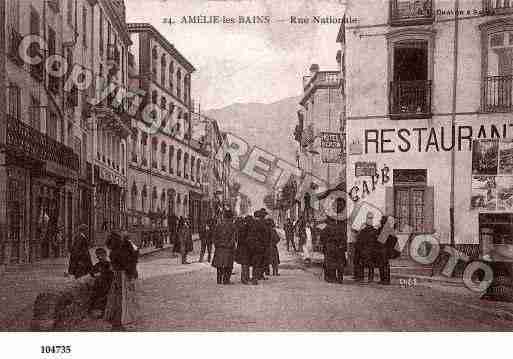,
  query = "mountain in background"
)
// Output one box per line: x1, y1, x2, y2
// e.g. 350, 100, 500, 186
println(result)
204, 96, 301, 211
